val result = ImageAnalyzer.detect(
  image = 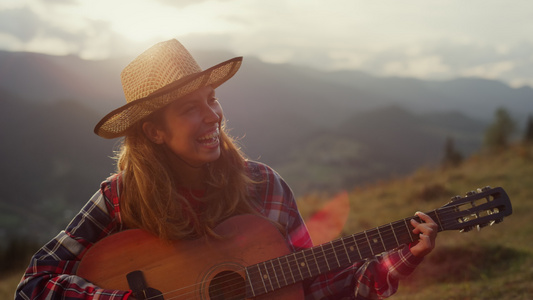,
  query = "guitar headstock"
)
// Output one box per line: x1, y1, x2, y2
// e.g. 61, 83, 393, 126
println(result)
438, 187, 512, 232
